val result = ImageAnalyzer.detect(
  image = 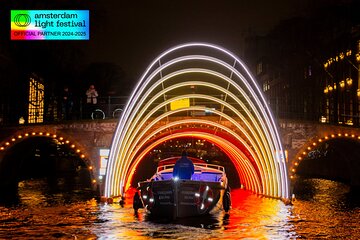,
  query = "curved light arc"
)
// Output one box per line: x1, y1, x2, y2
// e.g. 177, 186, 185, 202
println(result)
105, 43, 289, 199
116, 96, 275, 196
122, 118, 266, 194
125, 131, 262, 194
